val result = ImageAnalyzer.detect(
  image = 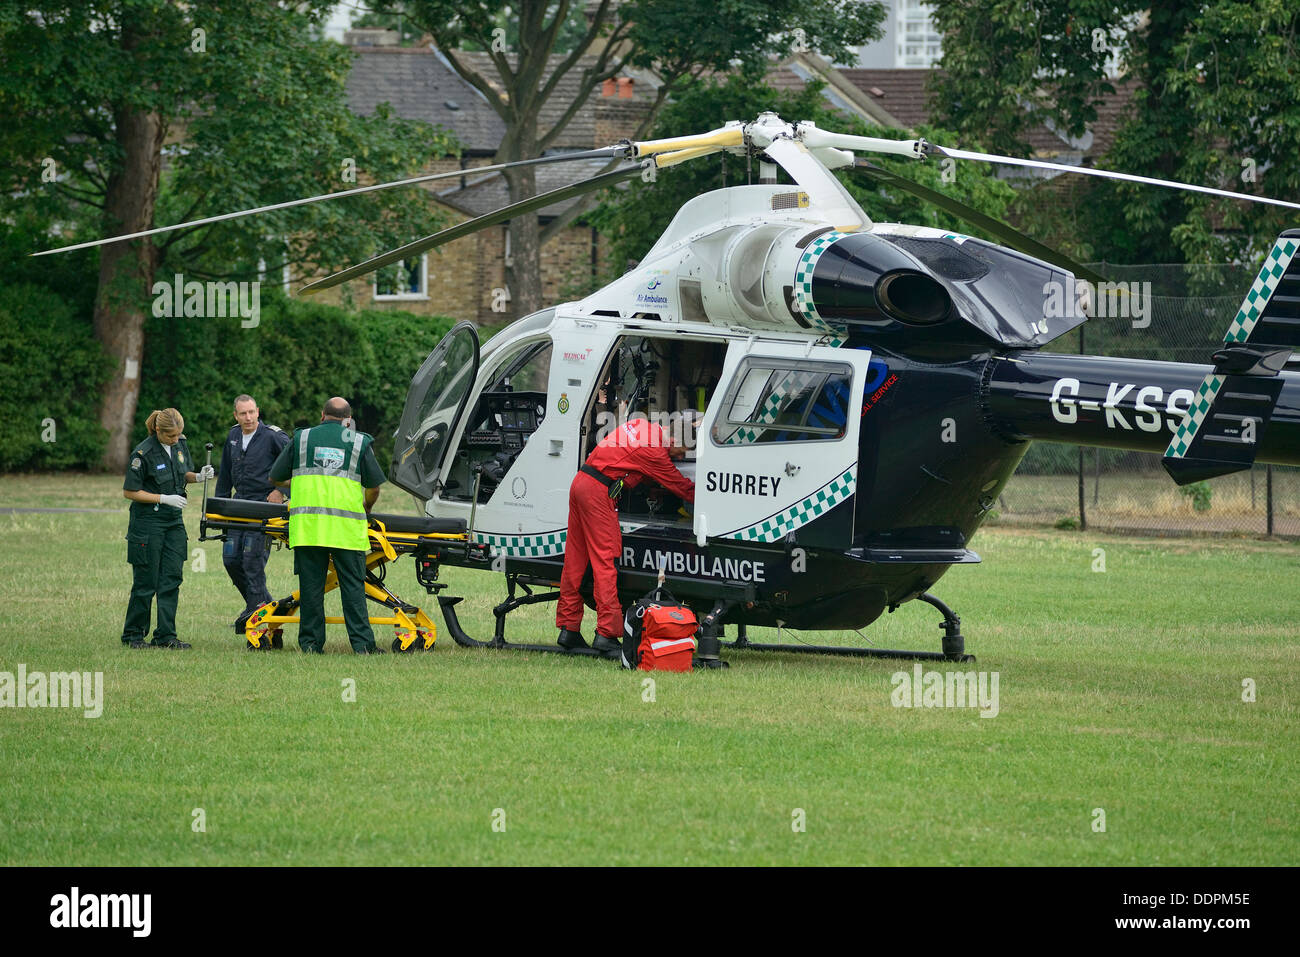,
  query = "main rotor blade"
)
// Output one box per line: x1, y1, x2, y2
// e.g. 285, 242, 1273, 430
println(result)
852, 158, 1108, 285
298, 162, 646, 295
31, 147, 628, 257
929, 144, 1300, 213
